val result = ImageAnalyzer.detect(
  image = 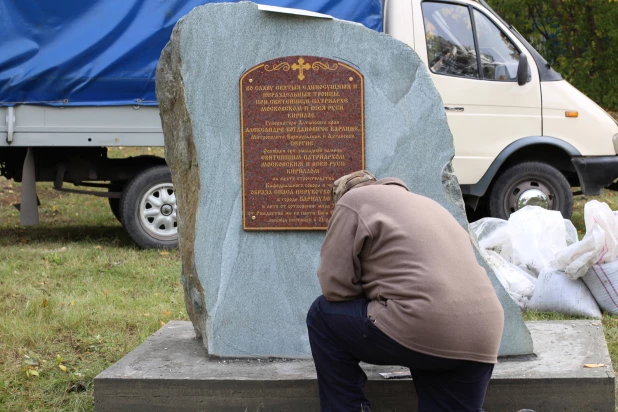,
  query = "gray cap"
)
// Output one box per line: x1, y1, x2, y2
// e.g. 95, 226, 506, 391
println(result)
331, 170, 377, 204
